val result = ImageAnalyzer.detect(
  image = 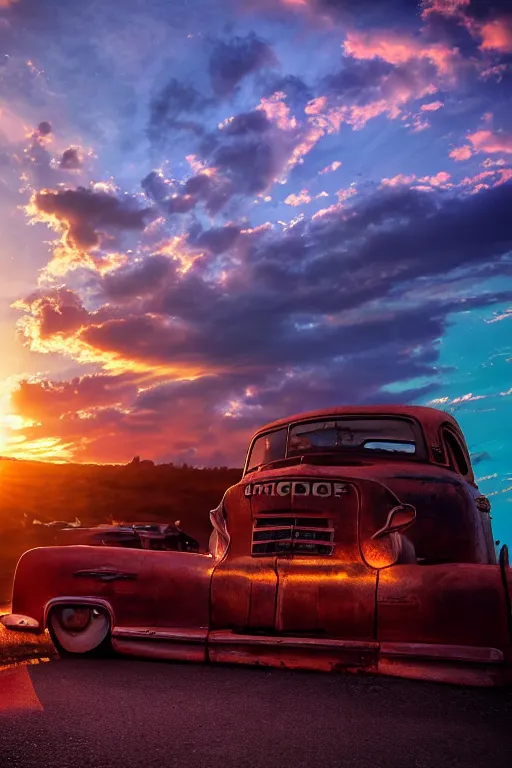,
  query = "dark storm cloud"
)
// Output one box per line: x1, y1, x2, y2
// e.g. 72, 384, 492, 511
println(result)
135, 372, 250, 412
260, 75, 313, 111
166, 193, 198, 214
323, 59, 395, 100
343, 181, 512, 279
147, 168, 236, 219
208, 32, 277, 96
141, 171, 170, 202
183, 173, 213, 196
256, 71, 318, 114
37, 121, 52, 135
23, 132, 60, 188
245, 0, 420, 26
59, 147, 82, 170
146, 90, 313, 218
79, 305, 445, 391
234, 347, 444, 418
188, 224, 241, 254
34, 187, 152, 249
21, 182, 512, 442
323, 56, 438, 115
211, 137, 278, 195
148, 78, 211, 144
253, 183, 512, 307
20, 288, 90, 340
455, 1, 512, 21
195, 108, 299, 202
3, 122, 85, 192
102, 255, 176, 299
222, 110, 272, 136
74, 181, 512, 375
318, 0, 421, 23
